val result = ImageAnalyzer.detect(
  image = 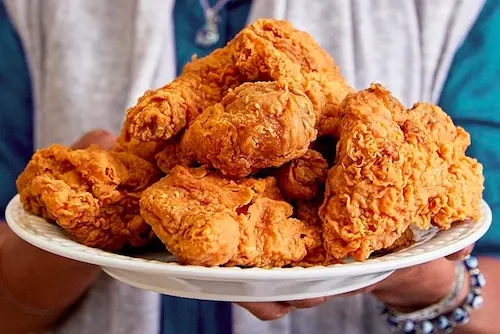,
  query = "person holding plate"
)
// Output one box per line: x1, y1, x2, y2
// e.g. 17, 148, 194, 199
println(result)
0, 0, 499, 333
